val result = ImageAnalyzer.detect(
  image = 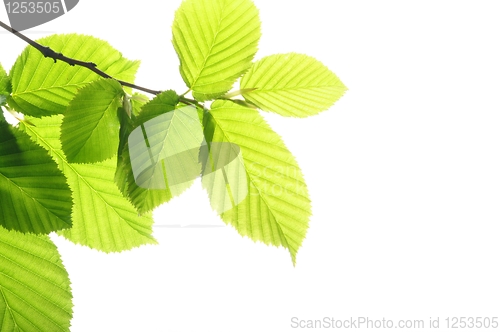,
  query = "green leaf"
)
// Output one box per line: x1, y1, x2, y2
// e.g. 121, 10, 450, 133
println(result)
115, 106, 135, 196
130, 92, 150, 116
9, 34, 139, 117
124, 91, 204, 214
21, 116, 157, 252
133, 90, 179, 125
0, 63, 10, 107
204, 100, 311, 264
61, 79, 124, 163
240, 53, 347, 117
0, 122, 72, 234
172, 0, 261, 101
0, 228, 72, 331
